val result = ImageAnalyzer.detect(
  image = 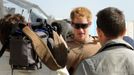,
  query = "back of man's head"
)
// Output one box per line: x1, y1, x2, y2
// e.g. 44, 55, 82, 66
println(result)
96, 7, 126, 38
